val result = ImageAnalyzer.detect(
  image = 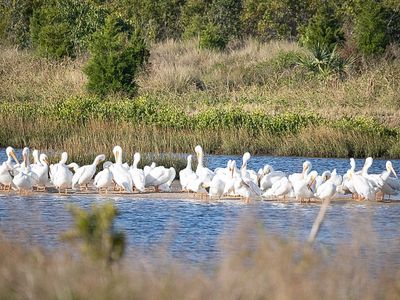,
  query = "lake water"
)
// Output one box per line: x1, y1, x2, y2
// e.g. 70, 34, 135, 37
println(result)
0, 149, 399, 270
